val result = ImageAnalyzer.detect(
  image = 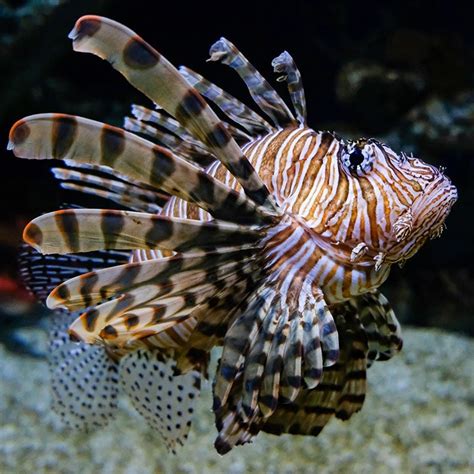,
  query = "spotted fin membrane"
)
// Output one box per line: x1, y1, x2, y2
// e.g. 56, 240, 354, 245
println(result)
20, 243, 204, 450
